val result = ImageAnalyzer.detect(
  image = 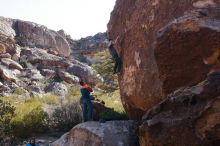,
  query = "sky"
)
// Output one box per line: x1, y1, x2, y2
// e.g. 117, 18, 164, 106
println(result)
0, 0, 116, 39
